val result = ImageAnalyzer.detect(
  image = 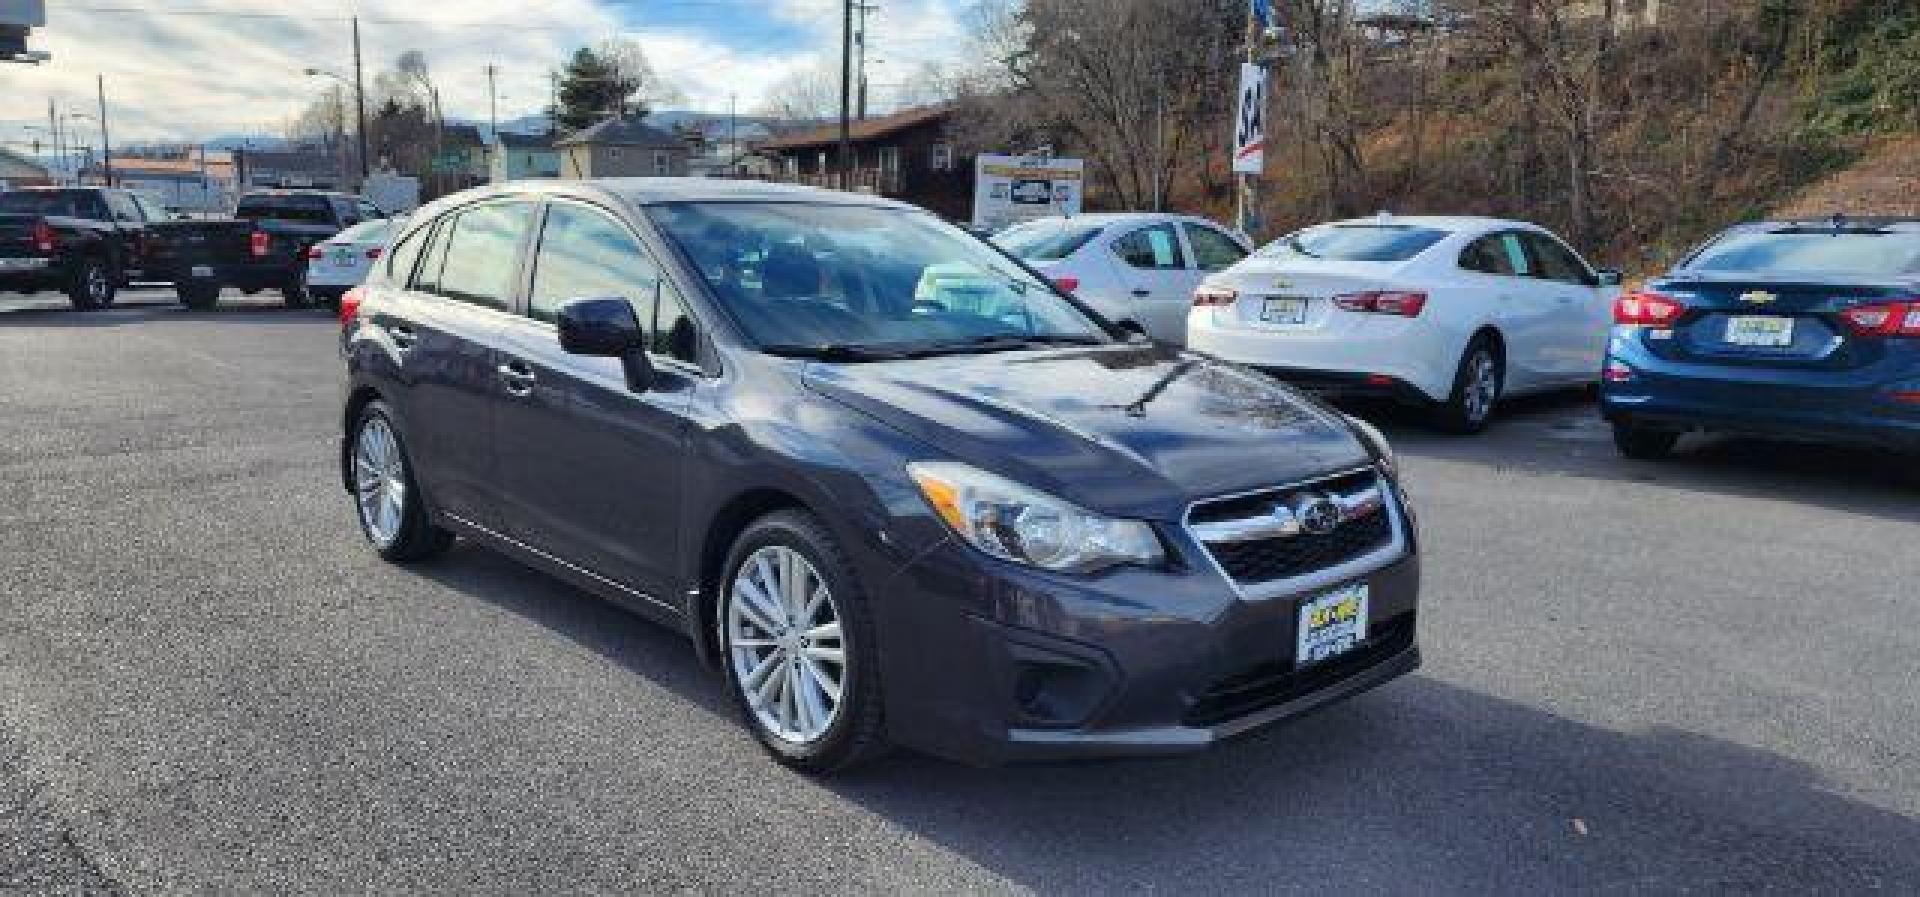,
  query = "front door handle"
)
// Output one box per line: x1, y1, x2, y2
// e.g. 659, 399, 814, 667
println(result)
497, 360, 537, 396
1131, 288, 1152, 298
